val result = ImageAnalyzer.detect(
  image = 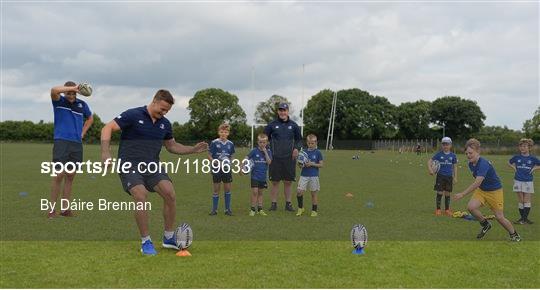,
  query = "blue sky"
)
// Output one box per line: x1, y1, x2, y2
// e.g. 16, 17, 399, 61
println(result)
2, 1, 538, 129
